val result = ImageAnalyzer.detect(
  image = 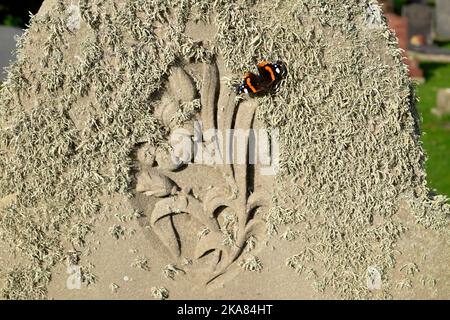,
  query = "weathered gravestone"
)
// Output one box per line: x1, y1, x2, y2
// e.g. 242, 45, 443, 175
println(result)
435, 0, 450, 41
432, 89, 450, 117
402, 3, 434, 47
